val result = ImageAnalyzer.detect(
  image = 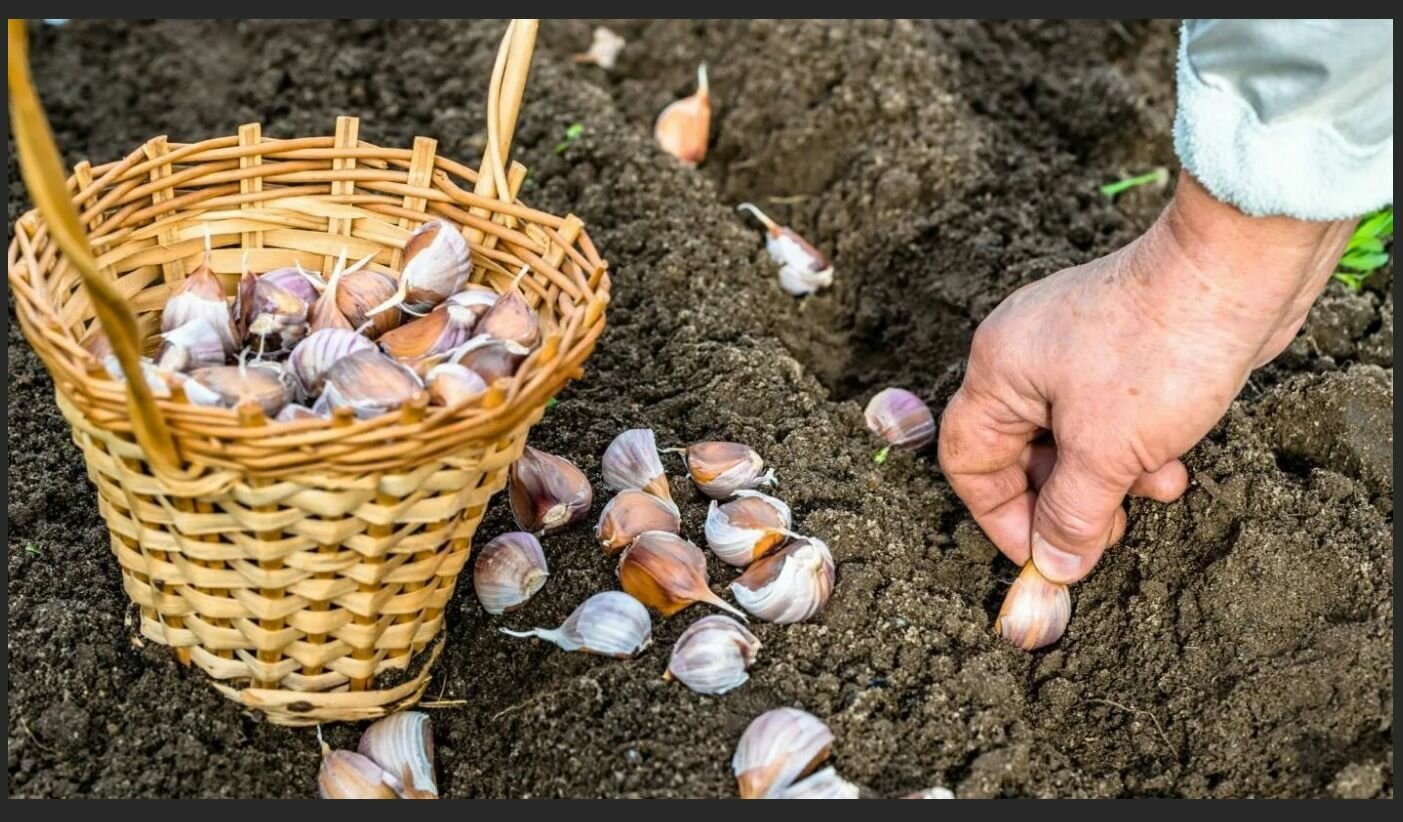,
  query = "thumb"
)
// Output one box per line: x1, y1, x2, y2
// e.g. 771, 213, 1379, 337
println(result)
1031, 450, 1132, 584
